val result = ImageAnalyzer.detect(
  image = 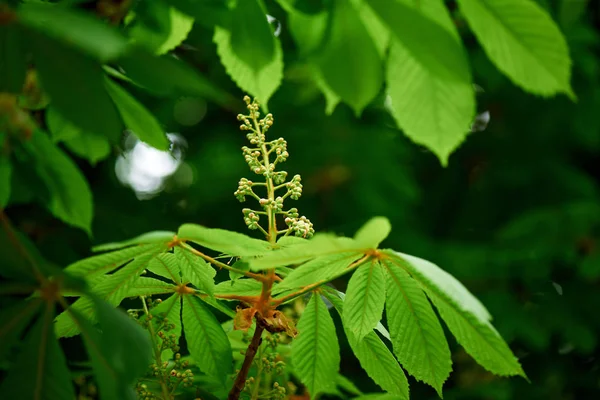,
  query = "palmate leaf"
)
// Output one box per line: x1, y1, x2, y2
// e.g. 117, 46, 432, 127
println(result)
382, 260, 451, 396
215, 279, 262, 297
354, 216, 391, 248
178, 223, 272, 257
176, 246, 215, 295
323, 289, 409, 398
384, 250, 526, 378
182, 295, 233, 384
124, 277, 177, 298
343, 262, 386, 340
0, 304, 75, 400
291, 293, 340, 397
147, 253, 182, 284
92, 231, 175, 252
457, 0, 574, 99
